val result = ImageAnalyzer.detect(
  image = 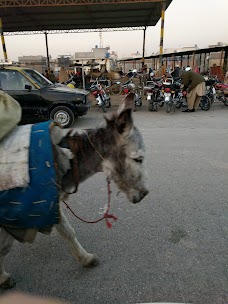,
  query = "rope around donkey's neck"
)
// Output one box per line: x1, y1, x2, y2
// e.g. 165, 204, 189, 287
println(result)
63, 177, 117, 228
